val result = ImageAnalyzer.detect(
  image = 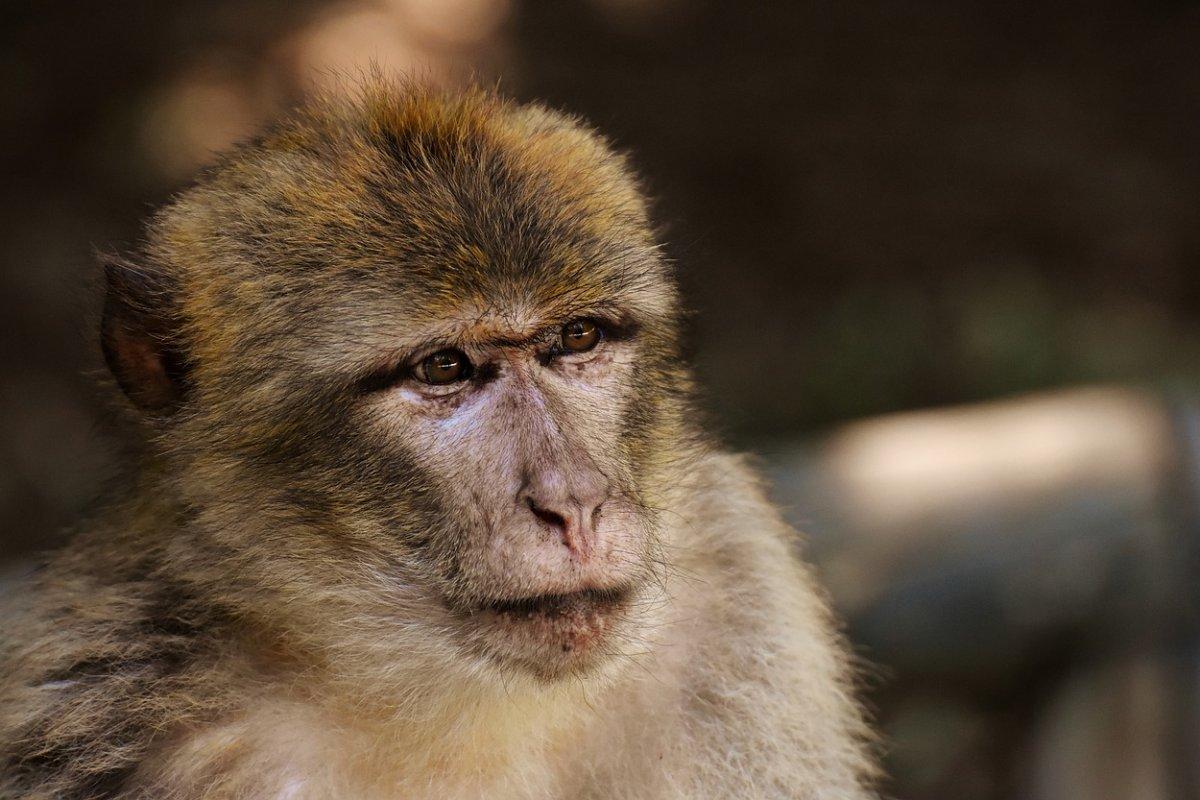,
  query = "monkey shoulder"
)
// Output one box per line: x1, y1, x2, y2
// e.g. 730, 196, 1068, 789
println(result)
0, 540, 241, 799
